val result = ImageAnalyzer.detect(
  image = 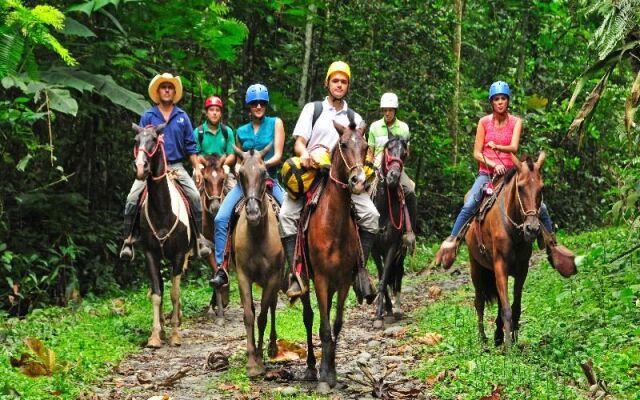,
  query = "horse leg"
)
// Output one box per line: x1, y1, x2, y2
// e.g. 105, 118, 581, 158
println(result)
238, 271, 262, 377
146, 251, 163, 348
495, 302, 504, 347
301, 293, 317, 381
469, 259, 488, 344
374, 247, 395, 328
169, 272, 182, 347
256, 280, 278, 369
328, 284, 350, 388
267, 279, 279, 359
511, 266, 528, 344
393, 255, 405, 320
315, 278, 334, 393
215, 289, 225, 326
494, 260, 513, 348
